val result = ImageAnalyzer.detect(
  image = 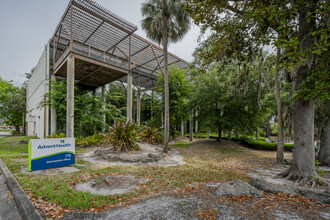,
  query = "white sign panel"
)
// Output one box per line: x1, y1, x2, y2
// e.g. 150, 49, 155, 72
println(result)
29, 138, 75, 171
